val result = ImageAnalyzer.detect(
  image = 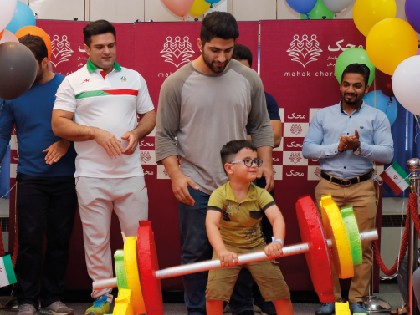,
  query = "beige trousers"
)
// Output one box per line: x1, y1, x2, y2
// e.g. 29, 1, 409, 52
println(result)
315, 178, 377, 303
